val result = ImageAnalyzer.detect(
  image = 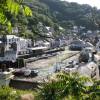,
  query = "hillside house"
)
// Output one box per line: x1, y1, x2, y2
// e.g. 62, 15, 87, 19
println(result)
0, 35, 32, 62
